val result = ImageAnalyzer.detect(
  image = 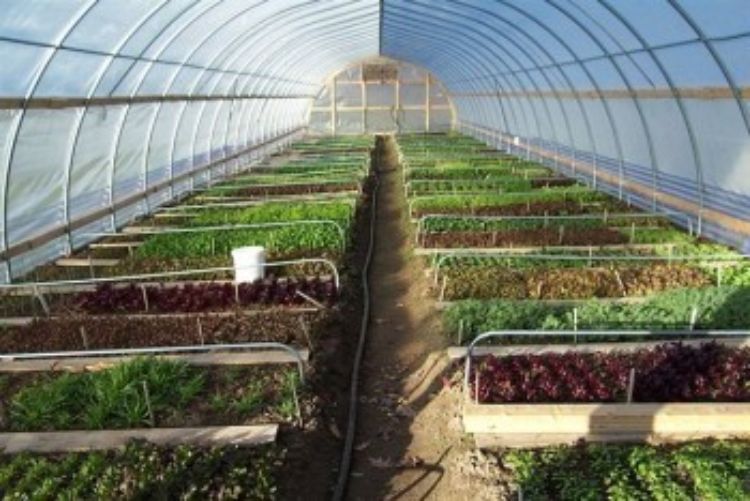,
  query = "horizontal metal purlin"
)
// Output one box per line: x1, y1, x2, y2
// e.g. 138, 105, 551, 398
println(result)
0, 94, 315, 111
311, 106, 451, 111
0, 127, 304, 262
450, 87, 750, 100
